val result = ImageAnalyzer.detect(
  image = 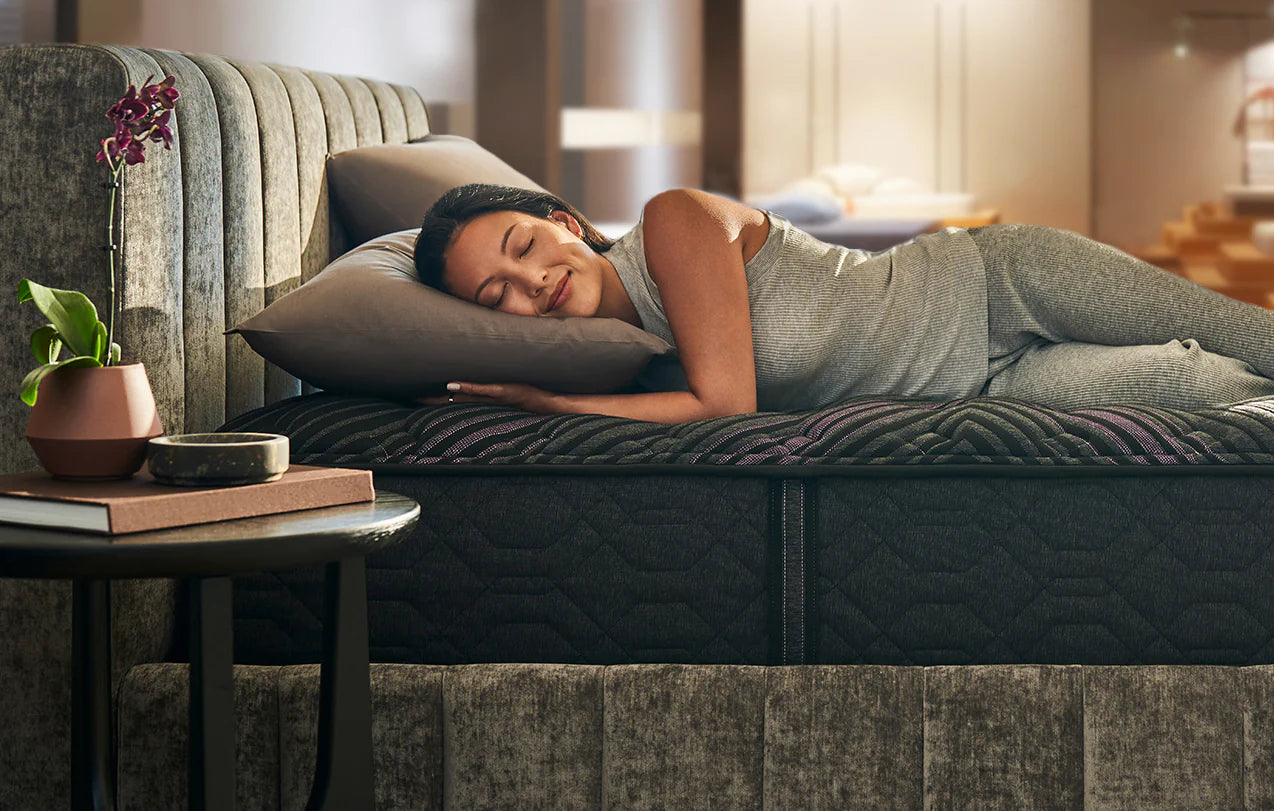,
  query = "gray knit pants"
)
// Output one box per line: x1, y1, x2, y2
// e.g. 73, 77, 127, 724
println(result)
968, 223, 1274, 410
